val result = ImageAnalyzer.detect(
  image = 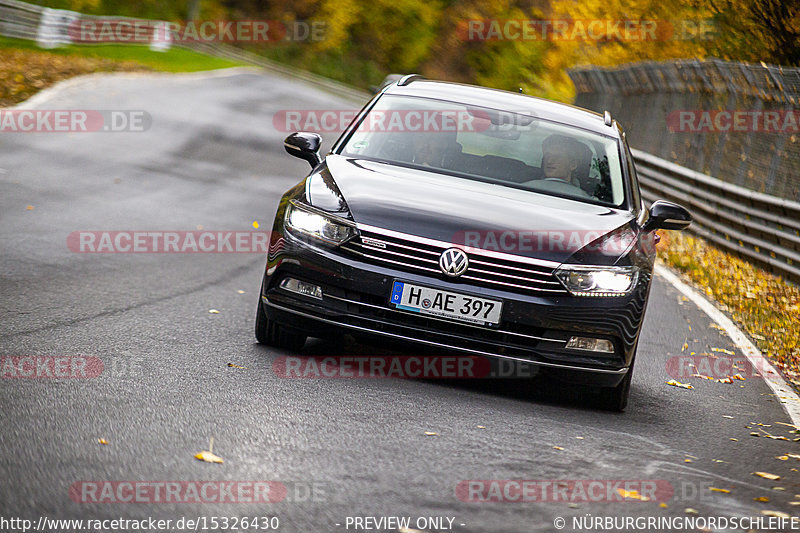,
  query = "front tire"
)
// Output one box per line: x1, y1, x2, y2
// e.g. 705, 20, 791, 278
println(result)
598, 364, 633, 412
255, 294, 307, 351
